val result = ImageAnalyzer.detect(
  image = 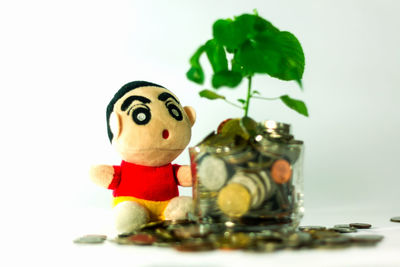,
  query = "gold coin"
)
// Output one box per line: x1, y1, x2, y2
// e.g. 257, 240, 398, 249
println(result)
217, 118, 250, 140
217, 183, 251, 218
270, 159, 292, 184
